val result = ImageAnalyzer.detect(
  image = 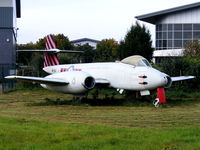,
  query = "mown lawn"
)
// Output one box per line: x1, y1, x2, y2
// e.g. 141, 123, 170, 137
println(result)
0, 89, 200, 150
